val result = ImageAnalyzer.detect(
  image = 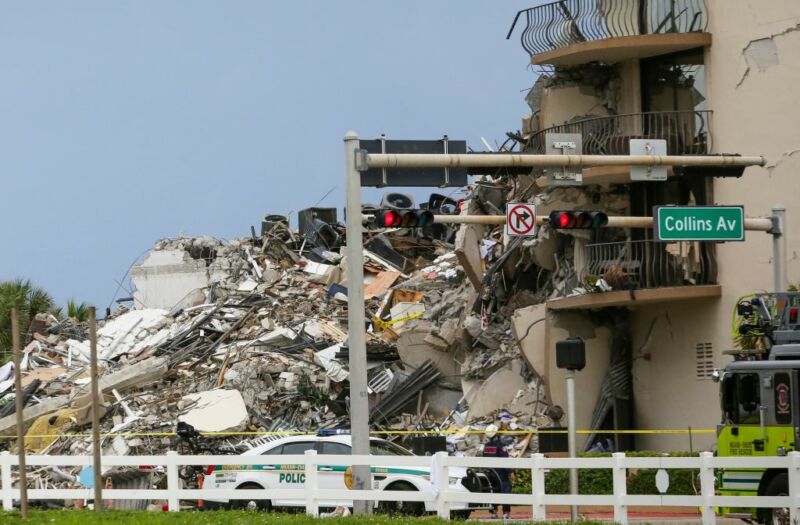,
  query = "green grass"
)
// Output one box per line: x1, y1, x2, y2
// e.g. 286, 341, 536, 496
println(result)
1, 510, 609, 524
